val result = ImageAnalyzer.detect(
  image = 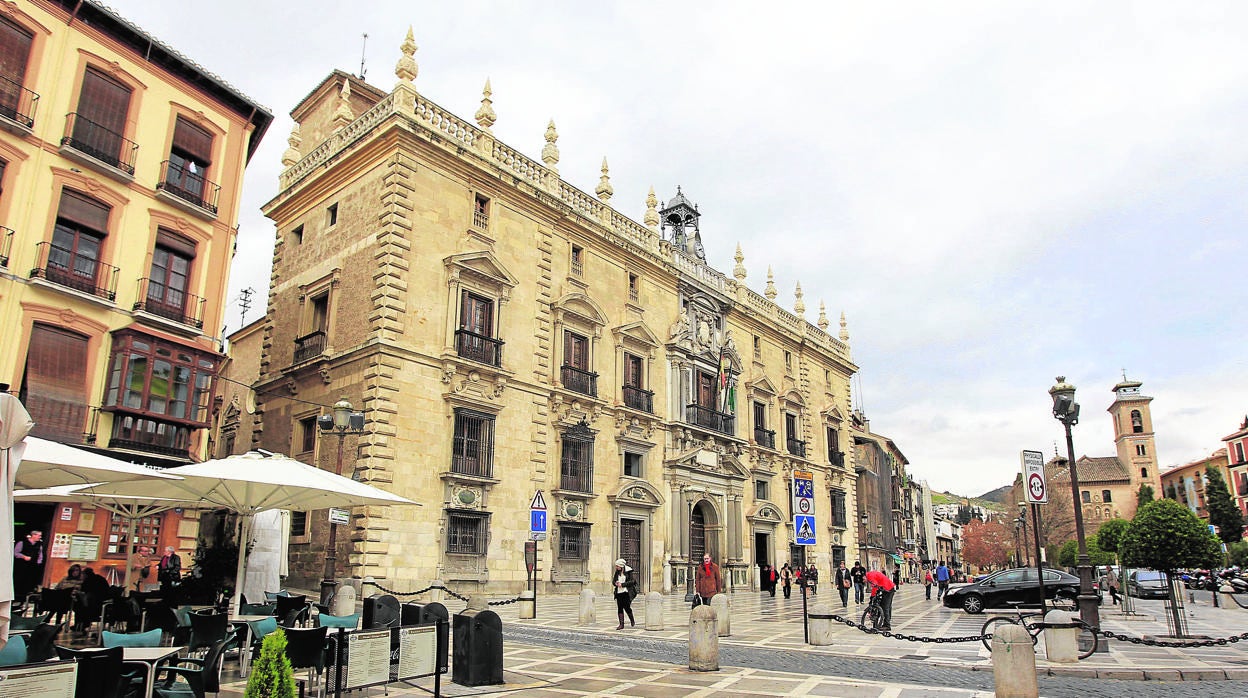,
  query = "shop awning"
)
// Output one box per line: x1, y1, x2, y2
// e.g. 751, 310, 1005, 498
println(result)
889, 553, 904, 564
